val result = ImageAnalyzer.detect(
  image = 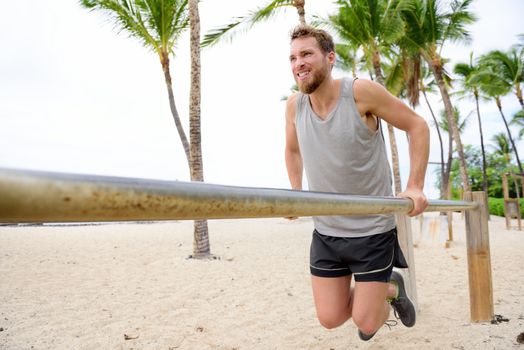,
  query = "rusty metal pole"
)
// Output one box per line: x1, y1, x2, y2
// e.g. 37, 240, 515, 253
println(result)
0, 168, 477, 223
